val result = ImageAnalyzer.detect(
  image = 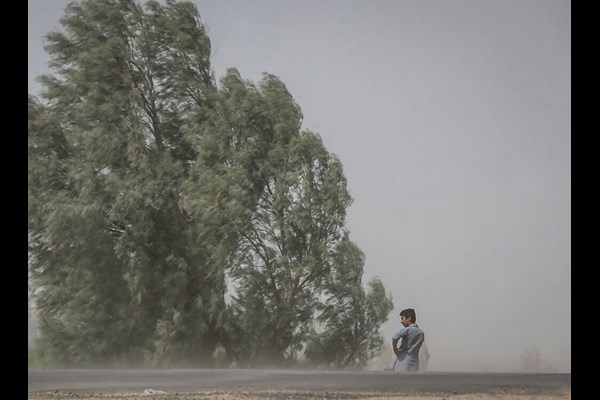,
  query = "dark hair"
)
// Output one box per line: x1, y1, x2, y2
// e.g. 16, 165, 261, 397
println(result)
400, 308, 416, 323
